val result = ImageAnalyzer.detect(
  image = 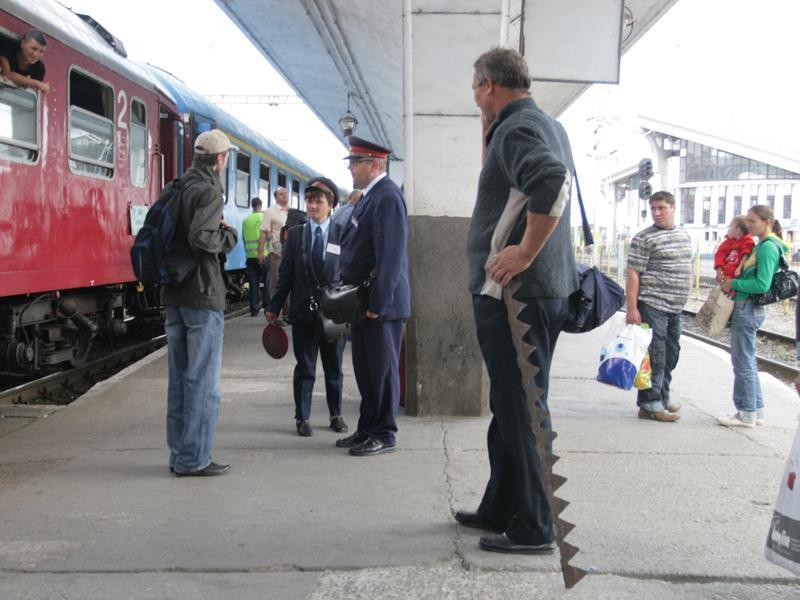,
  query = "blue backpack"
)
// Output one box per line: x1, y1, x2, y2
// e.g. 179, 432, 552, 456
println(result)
130, 178, 199, 286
